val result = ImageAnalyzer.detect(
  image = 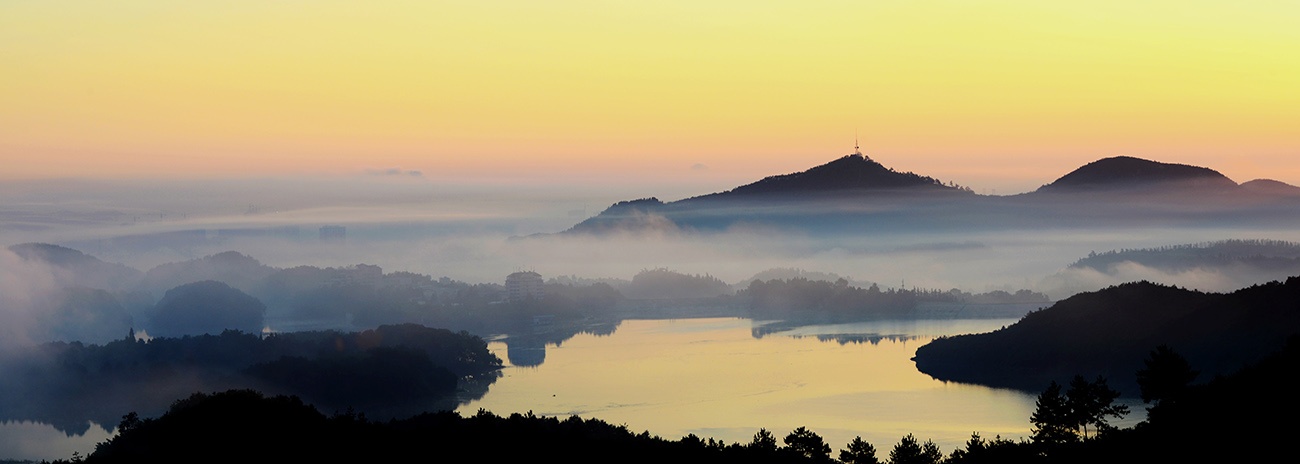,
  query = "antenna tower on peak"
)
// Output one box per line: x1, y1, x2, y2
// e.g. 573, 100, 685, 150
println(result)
853, 130, 863, 157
